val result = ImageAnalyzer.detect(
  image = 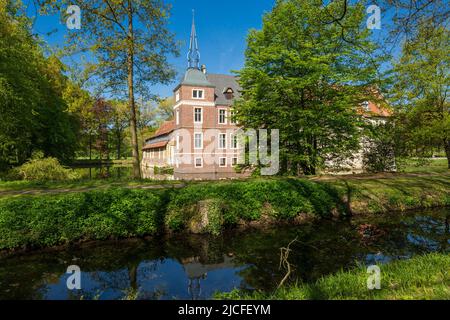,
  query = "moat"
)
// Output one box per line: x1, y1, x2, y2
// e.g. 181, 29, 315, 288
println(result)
0, 208, 448, 300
